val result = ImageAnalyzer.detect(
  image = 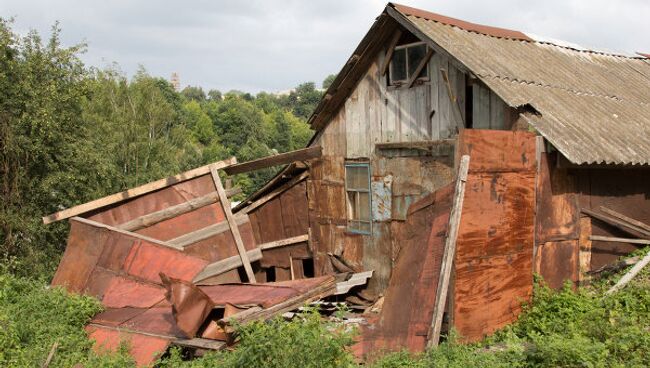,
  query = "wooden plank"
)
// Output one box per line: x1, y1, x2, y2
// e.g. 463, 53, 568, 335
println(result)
427, 154, 470, 348
42, 157, 237, 224
238, 171, 309, 214
606, 248, 650, 294
589, 235, 650, 245
600, 206, 650, 233
381, 29, 402, 76
172, 338, 226, 351
440, 68, 465, 132
581, 208, 650, 239
167, 215, 249, 248
210, 164, 256, 283
193, 248, 263, 283
375, 139, 455, 151
70, 217, 182, 250
224, 146, 321, 175
406, 48, 434, 88
260, 234, 309, 250
117, 188, 241, 232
